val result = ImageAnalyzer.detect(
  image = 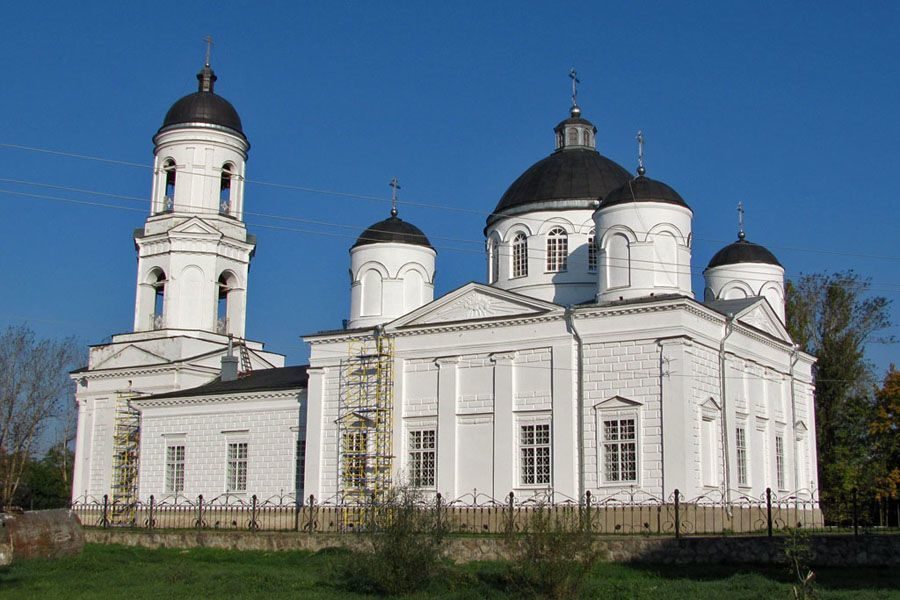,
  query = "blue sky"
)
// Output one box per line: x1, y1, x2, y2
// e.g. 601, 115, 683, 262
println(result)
0, 1, 897, 376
